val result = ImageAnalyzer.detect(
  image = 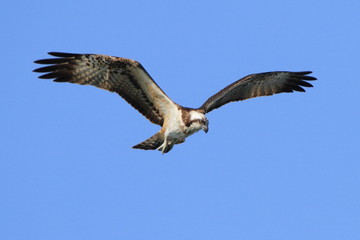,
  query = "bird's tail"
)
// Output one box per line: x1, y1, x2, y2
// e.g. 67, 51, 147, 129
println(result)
132, 131, 164, 151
